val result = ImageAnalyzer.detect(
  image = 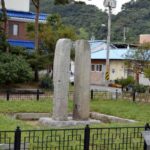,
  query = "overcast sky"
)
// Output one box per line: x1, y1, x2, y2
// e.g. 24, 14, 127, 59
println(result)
80, 0, 131, 14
